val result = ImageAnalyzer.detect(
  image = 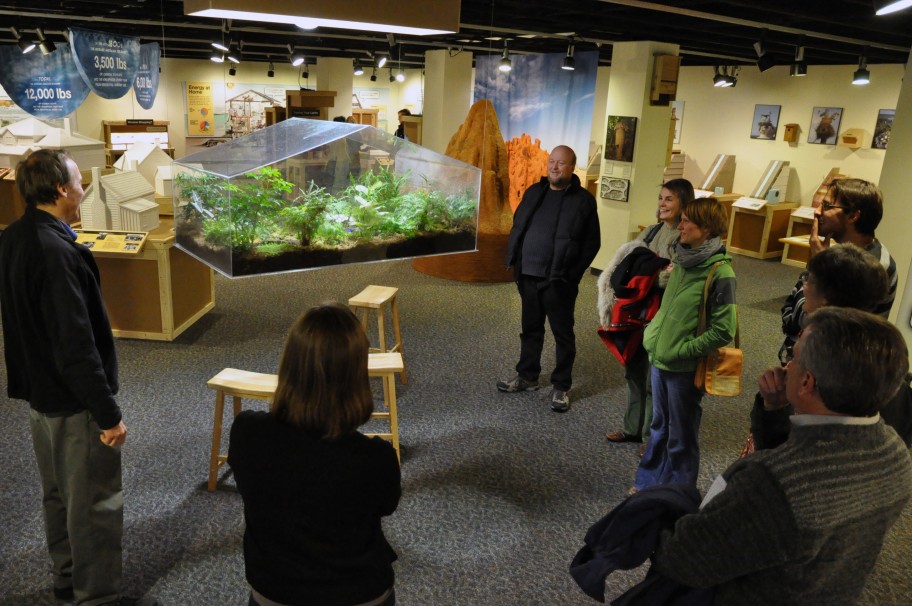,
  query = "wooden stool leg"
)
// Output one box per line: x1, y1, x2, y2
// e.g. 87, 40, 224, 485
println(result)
390, 296, 407, 384
208, 390, 226, 492
386, 374, 400, 463
233, 395, 242, 417
377, 306, 387, 353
